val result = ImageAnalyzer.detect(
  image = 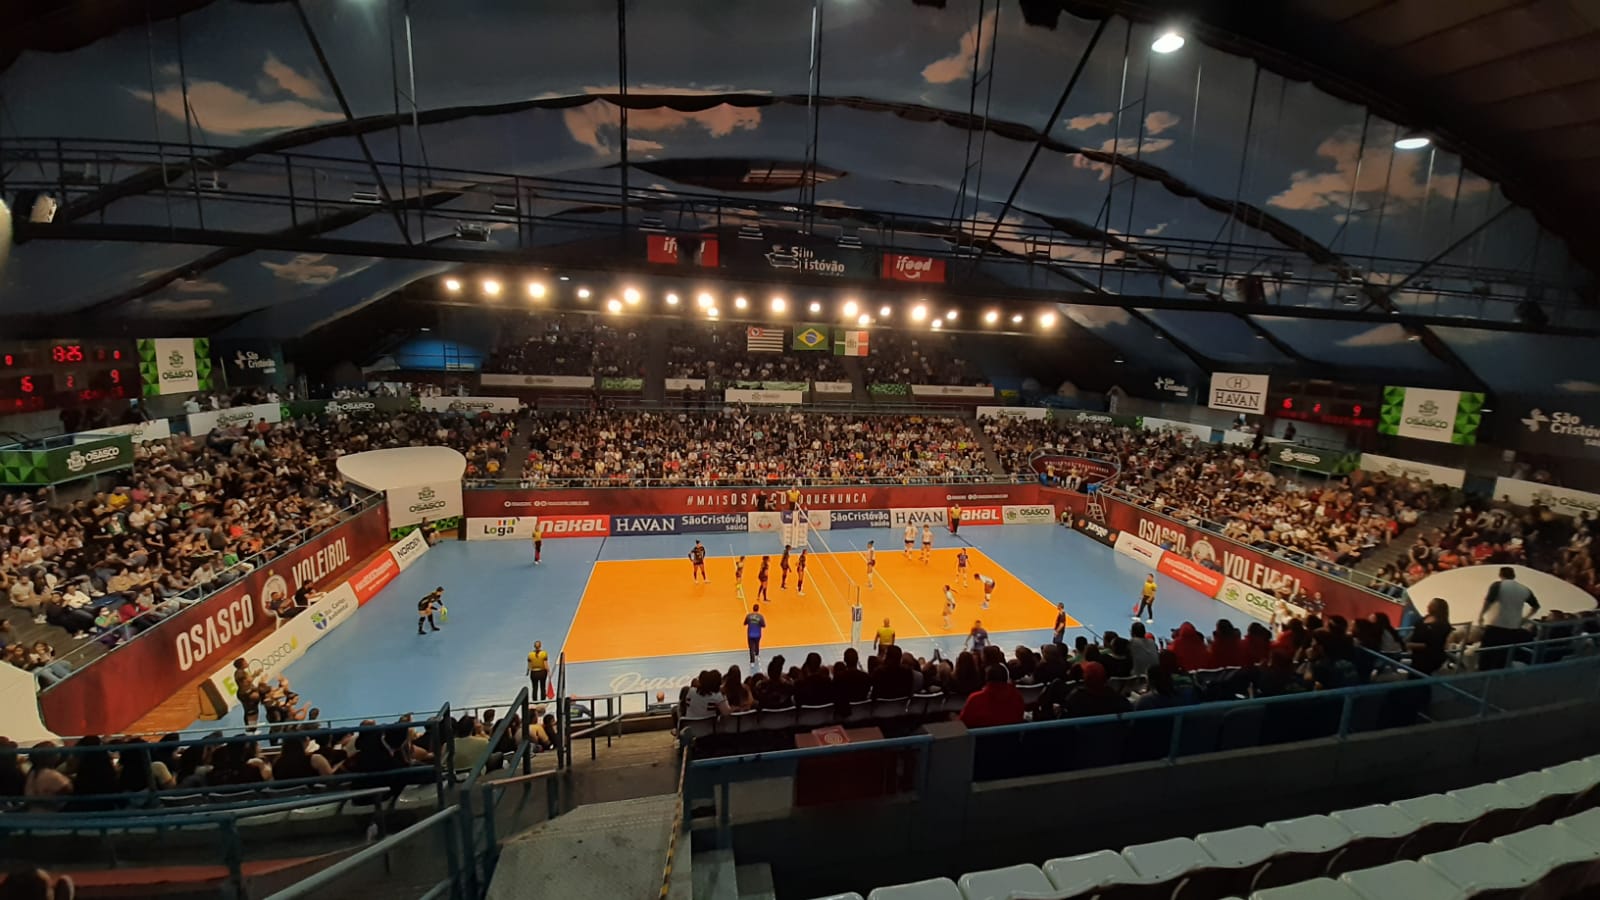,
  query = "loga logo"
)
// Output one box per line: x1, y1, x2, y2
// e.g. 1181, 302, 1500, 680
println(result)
480, 518, 521, 537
